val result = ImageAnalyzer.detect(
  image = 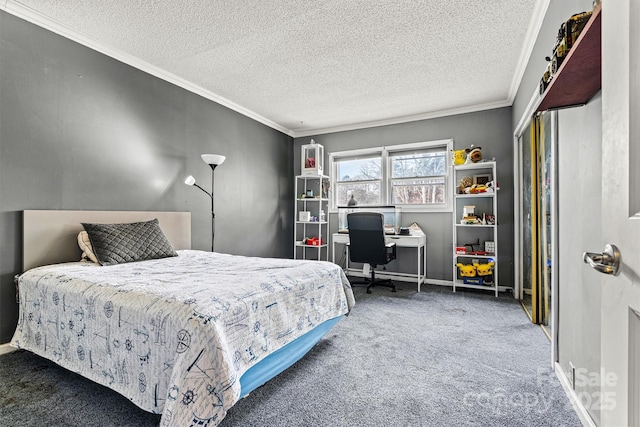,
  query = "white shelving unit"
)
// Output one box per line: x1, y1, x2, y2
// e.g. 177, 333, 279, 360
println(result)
294, 174, 329, 261
452, 161, 499, 296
